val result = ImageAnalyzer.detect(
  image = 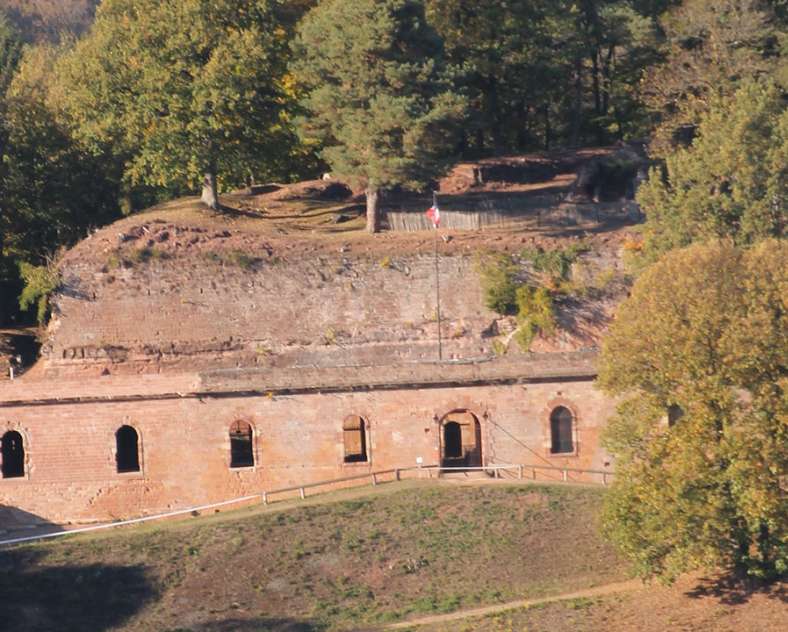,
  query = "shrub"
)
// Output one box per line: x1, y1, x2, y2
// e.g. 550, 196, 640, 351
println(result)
230, 250, 256, 270
18, 261, 60, 324
514, 285, 556, 351
477, 254, 519, 315
522, 243, 589, 282
129, 247, 170, 264
491, 339, 507, 356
